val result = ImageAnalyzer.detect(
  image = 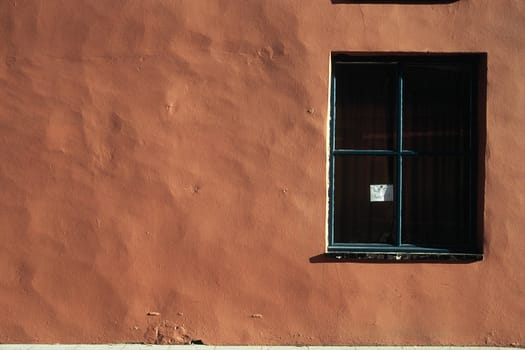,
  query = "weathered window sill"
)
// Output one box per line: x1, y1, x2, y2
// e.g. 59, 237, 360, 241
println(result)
323, 251, 483, 262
